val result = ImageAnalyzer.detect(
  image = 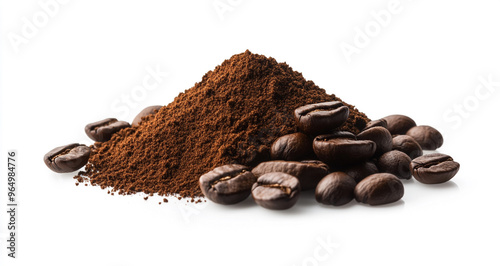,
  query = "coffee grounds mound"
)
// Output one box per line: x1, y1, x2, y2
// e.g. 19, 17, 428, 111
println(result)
76, 50, 369, 198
